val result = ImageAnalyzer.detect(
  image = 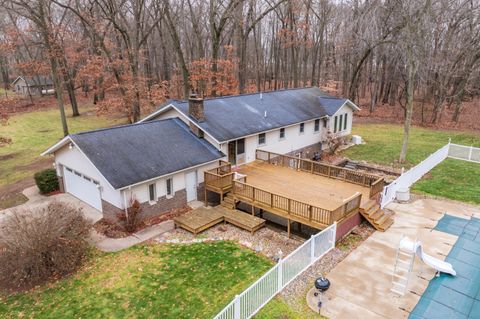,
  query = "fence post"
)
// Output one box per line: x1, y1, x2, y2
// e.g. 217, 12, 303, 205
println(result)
277, 258, 283, 292
310, 234, 315, 262
234, 295, 240, 319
